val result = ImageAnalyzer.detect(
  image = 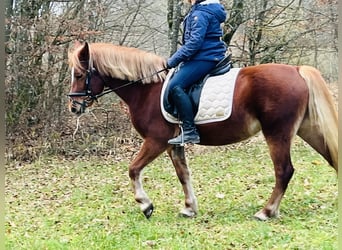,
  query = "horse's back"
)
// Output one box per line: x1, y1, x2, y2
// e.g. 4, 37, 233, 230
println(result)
236, 64, 307, 96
